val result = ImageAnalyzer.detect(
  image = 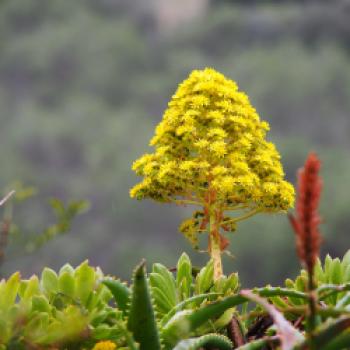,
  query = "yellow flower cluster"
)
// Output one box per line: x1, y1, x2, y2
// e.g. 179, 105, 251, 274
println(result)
92, 341, 116, 350
130, 68, 294, 212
